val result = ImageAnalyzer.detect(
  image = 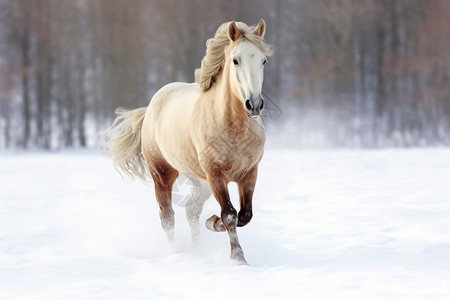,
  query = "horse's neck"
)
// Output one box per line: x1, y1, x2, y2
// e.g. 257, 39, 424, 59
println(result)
211, 69, 248, 129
